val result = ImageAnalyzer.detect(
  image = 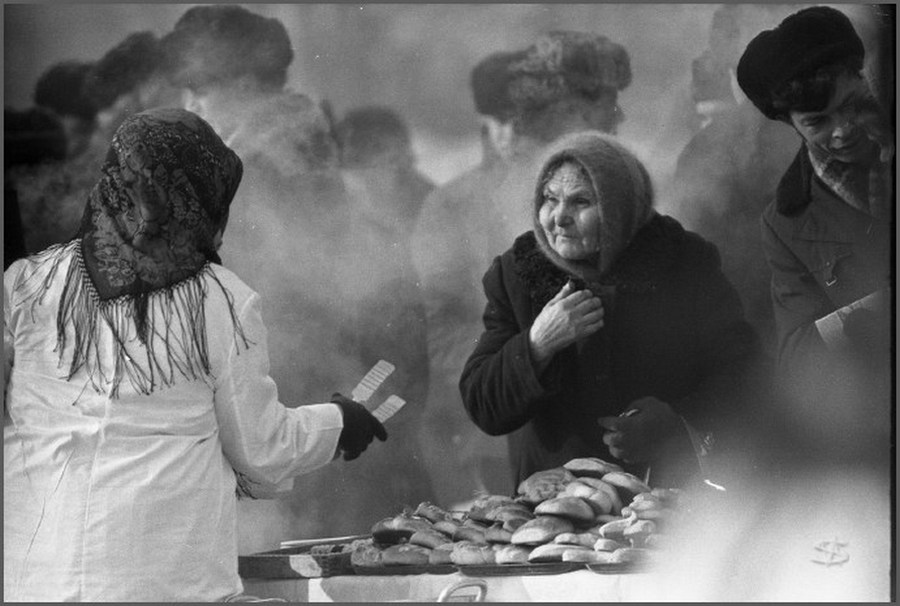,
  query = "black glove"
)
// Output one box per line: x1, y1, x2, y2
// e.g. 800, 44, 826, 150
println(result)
331, 393, 388, 461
